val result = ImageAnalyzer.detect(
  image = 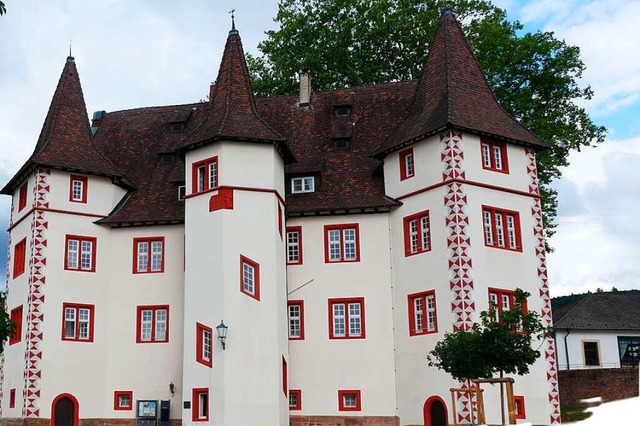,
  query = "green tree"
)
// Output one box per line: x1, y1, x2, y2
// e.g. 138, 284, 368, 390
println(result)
427, 289, 552, 380
247, 0, 606, 239
0, 300, 16, 355
0, 1, 6, 15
